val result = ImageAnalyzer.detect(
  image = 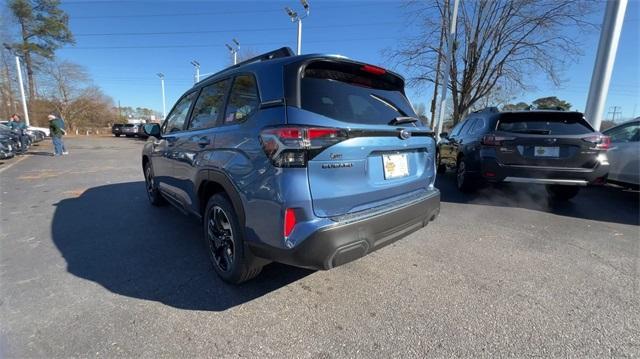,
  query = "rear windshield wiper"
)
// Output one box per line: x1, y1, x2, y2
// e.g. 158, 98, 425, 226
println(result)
389, 116, 419, 125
